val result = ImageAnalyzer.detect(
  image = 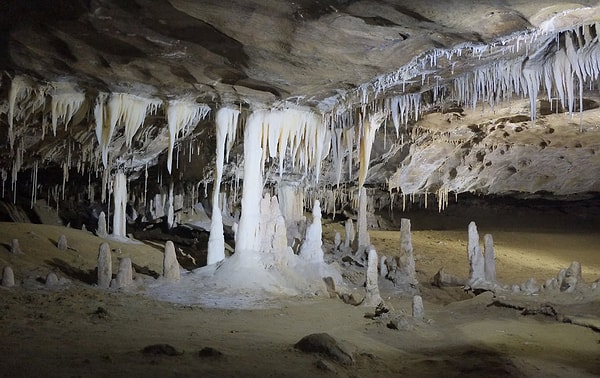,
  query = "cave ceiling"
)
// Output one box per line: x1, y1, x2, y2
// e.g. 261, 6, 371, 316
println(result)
2, 0, 600, 211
